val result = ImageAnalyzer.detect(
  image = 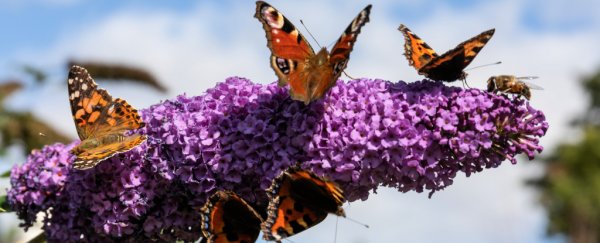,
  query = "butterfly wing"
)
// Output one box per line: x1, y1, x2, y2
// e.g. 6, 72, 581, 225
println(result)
68, 66, 146, 170
419, 28, 495, 81
262, 167, 345, 241
255, 1, 315, 88
306, 4, 372, 101
71, 134, 146, 170
200, 191, 263, 243
399, 24, 440, 71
